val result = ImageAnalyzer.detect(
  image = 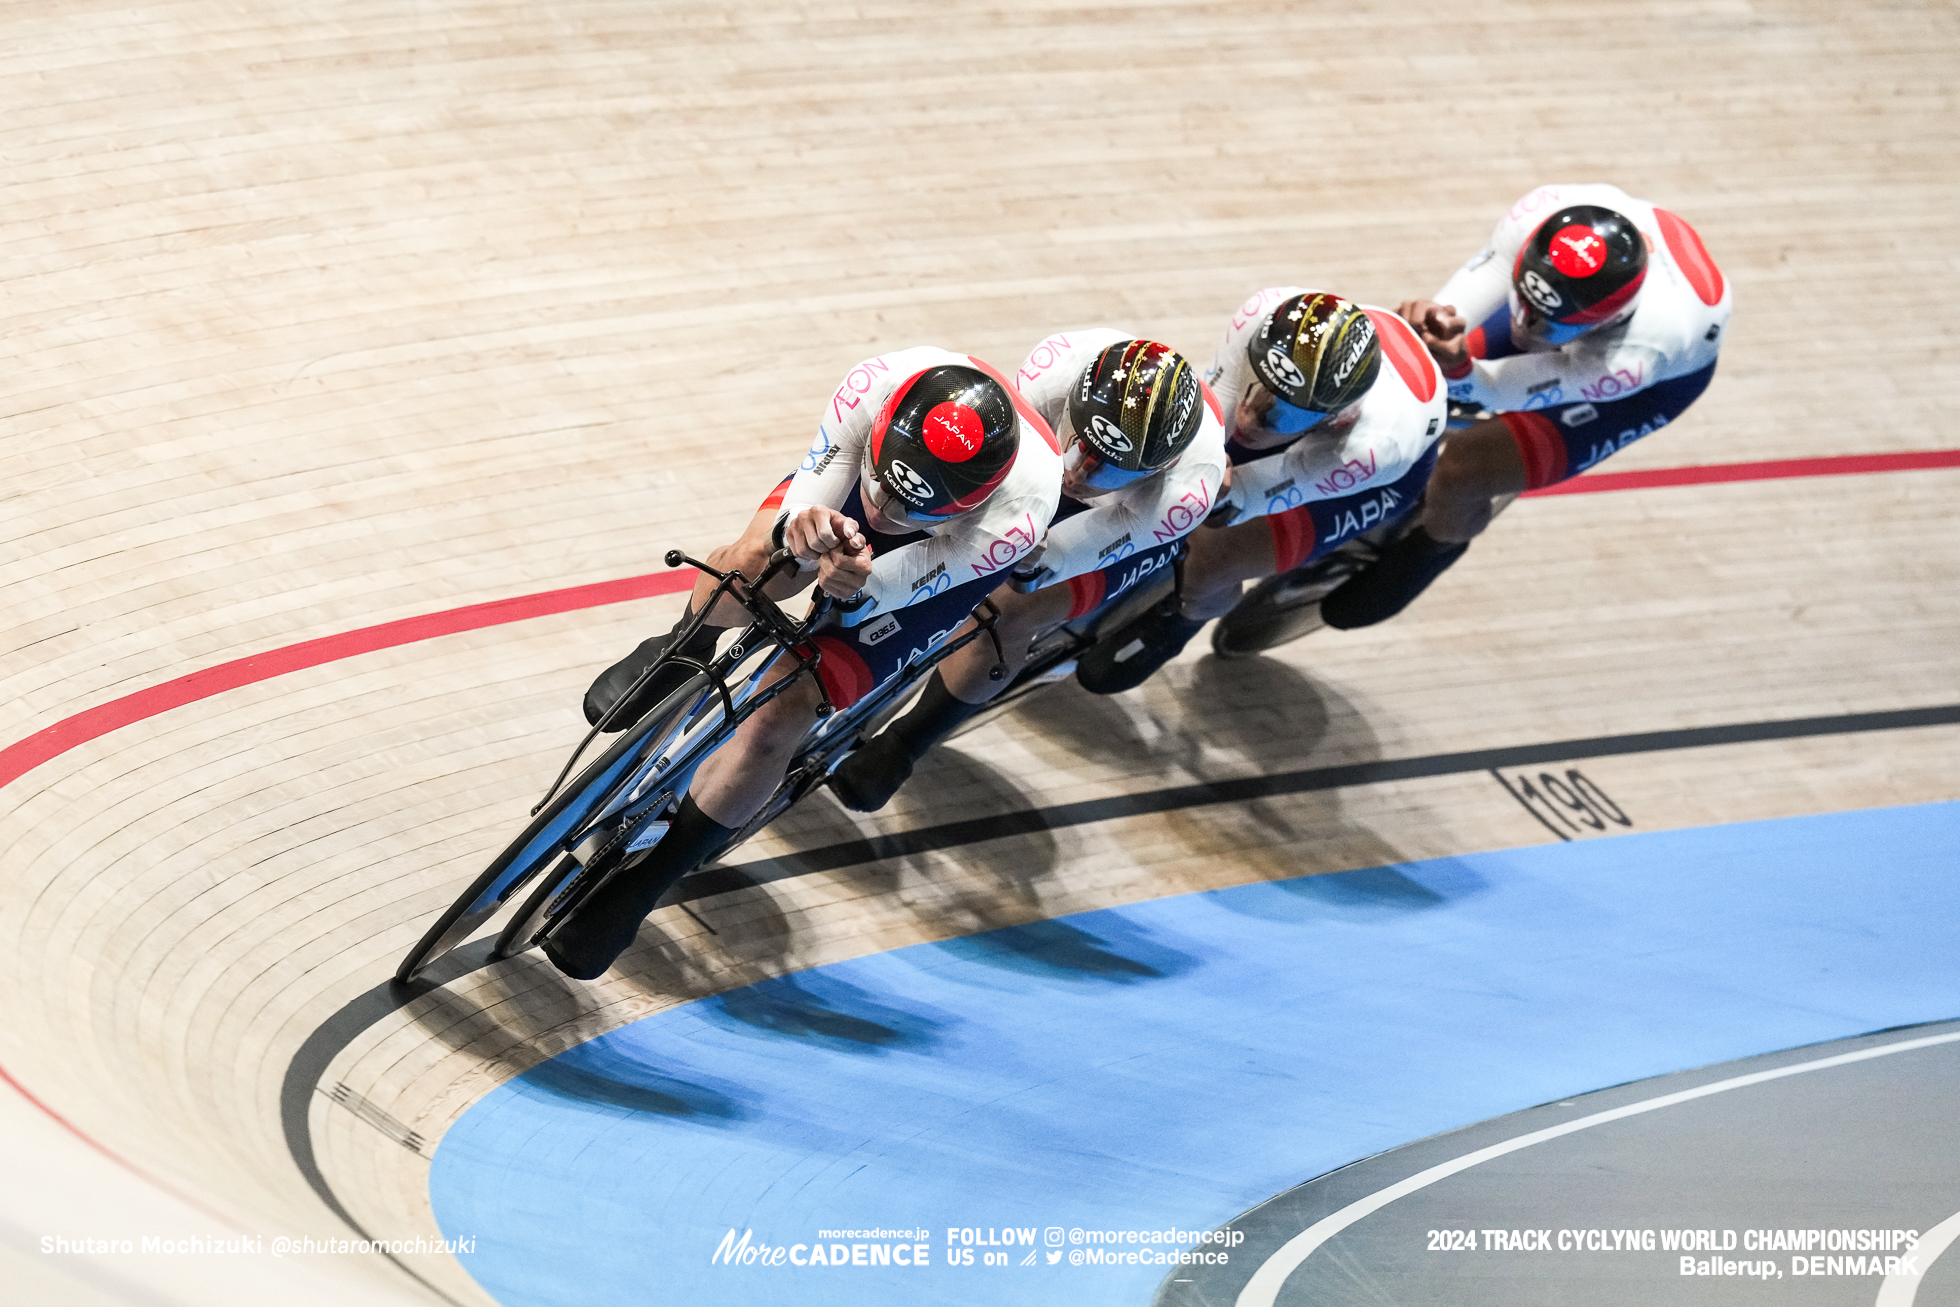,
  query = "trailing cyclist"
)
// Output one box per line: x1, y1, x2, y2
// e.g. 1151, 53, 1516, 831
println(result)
828, 331, 1227, 811
548, 348, 1062, 978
